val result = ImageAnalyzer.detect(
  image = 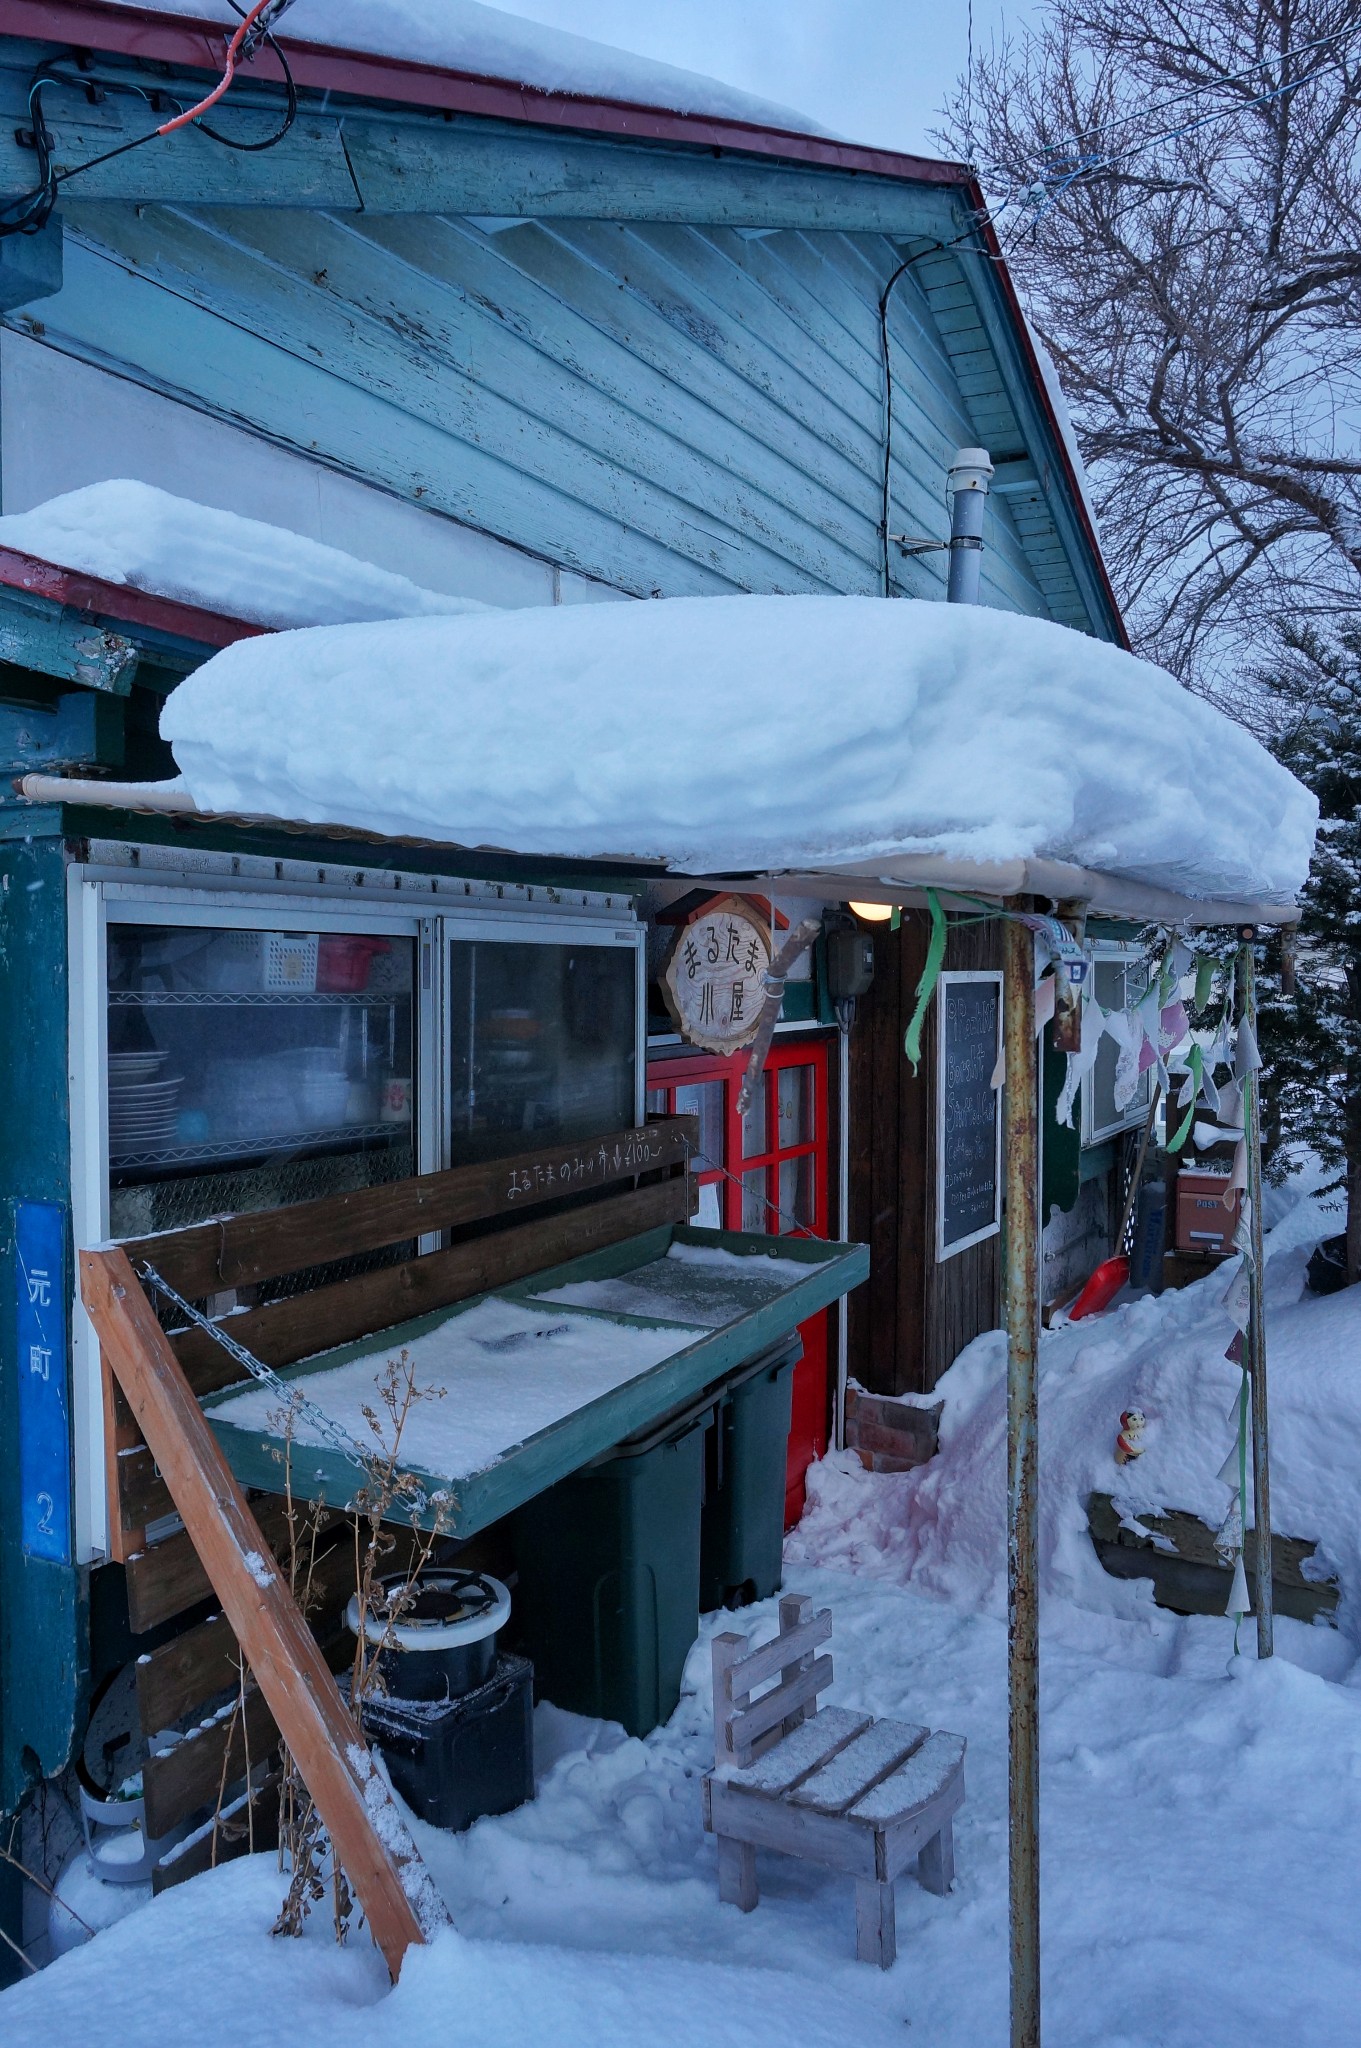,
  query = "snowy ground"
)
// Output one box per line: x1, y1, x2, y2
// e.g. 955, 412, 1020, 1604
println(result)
6, 1176, 1361, 2046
